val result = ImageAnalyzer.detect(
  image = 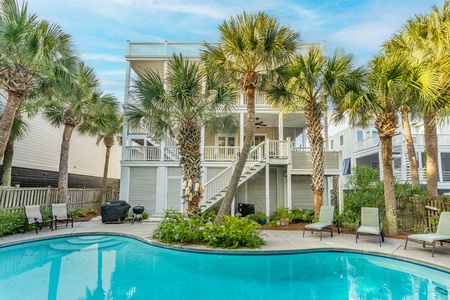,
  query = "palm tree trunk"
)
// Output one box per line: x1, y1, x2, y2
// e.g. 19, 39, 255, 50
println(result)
0, 92, 21, 160
215, 85, 256, 224
306, 99, 325, 216
424, 110, 438, 198
102, 145, 111, 205
1, 139, 14, 186
58, 124, 75, 203
102, 135, 115, 205
400, 106, 419, 187
381, 136, 398, 235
